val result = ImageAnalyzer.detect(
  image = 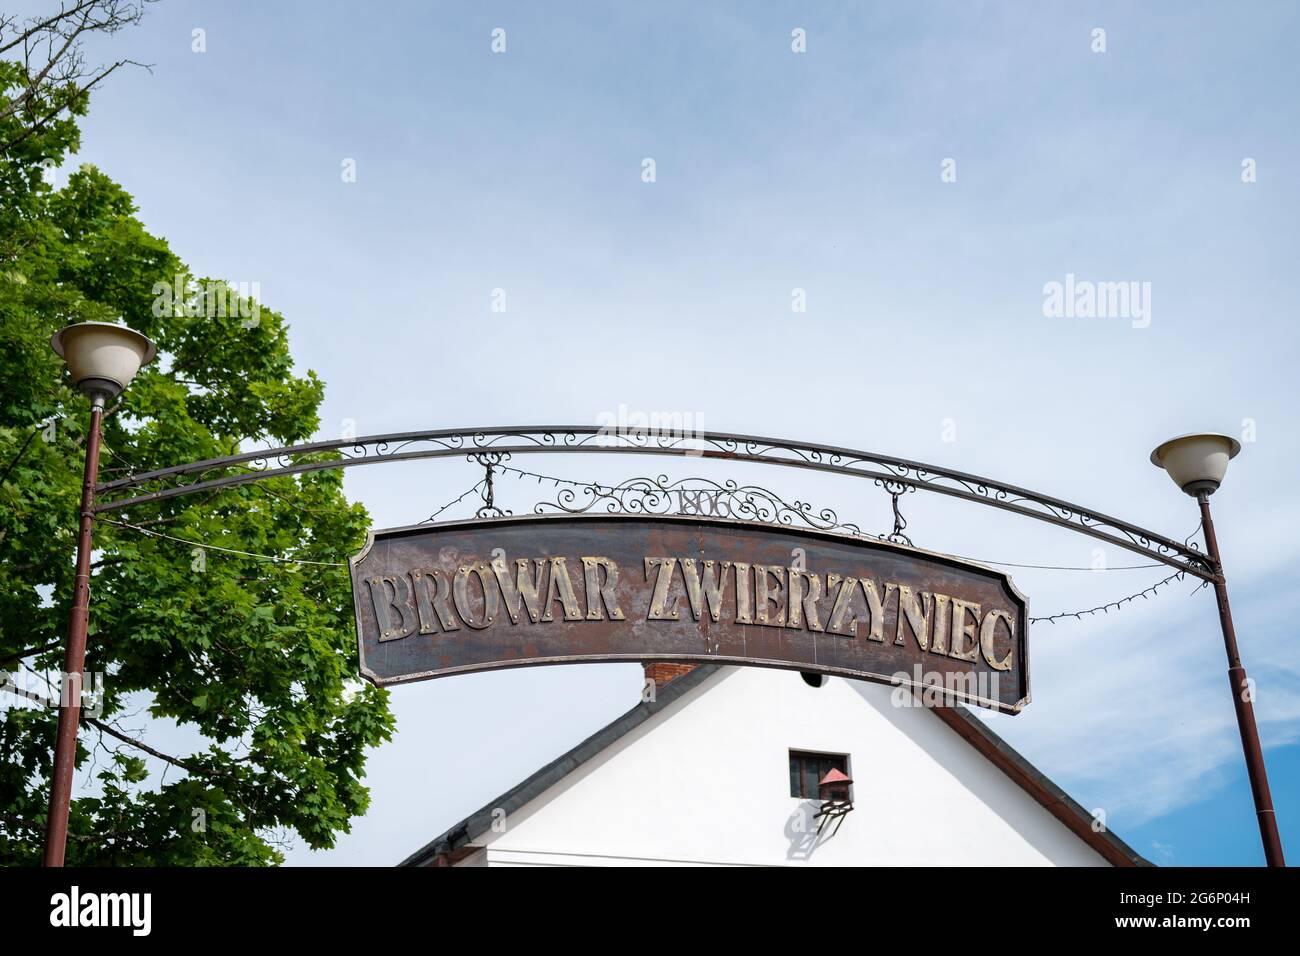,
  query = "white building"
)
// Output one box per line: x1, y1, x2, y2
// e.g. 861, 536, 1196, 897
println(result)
401, 664, 1148, 867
